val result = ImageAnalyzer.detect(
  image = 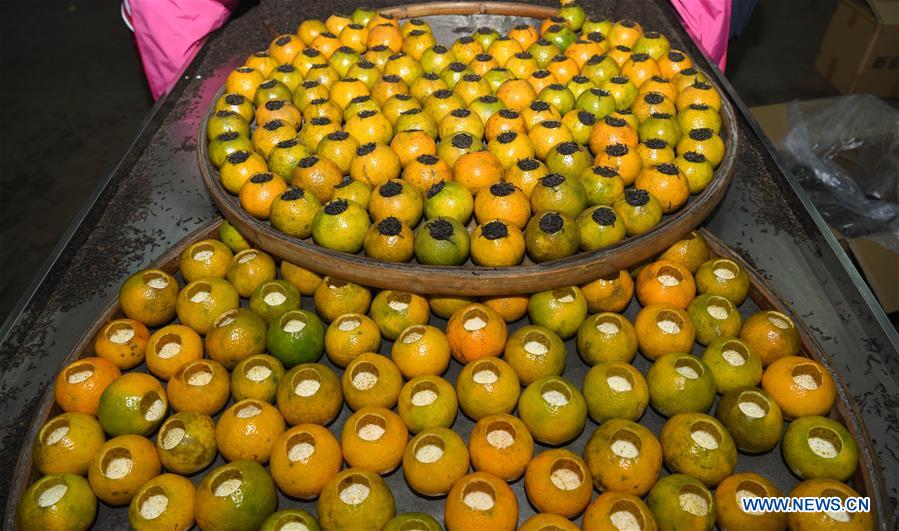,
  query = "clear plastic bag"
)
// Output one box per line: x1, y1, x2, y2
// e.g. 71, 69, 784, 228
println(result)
779, 95, 899, 252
